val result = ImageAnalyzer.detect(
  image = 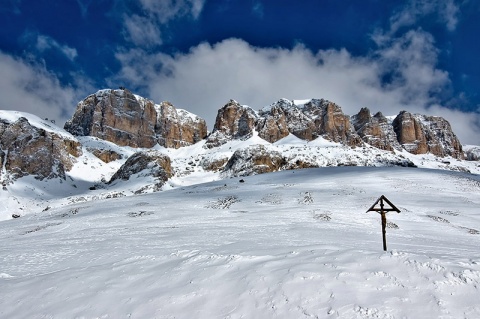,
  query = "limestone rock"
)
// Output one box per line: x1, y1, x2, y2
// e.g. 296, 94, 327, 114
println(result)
89, 148, 123, 163
257, 99, 309, 142
352, 107, 402, 151
65, 89, 157, 148
0, 117, 81, 181
222, 145, 287, 176
109, 150, 172, 185
464, 146, 480, 161
65, 89, 207, 149
304, 99, 362, 146
393, 111, 462, 158
205, 100, 258, 148
156, 102, 208, 148
257, 99, 361, 145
